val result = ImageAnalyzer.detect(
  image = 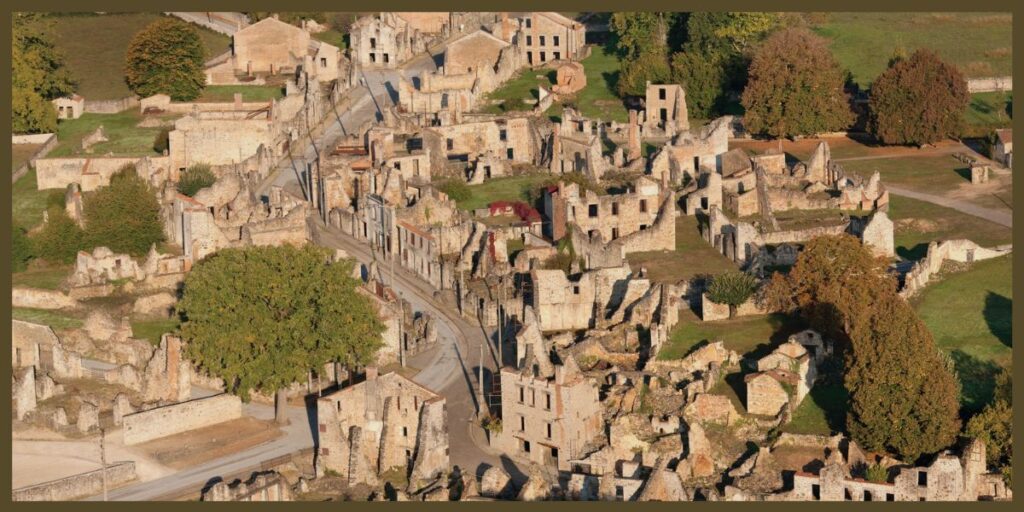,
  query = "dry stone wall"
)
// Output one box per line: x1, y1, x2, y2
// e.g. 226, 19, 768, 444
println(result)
122, 393, 242, 445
